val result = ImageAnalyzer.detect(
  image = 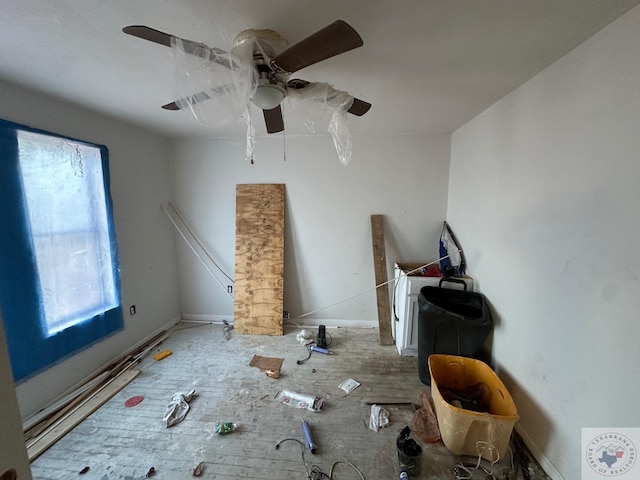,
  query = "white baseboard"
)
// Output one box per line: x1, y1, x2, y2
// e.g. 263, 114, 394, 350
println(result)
284, 318, 378, 329
125, 314, 182, 351
180, 313, 231, 324
515, 424, 565, 480
180, 314, 378, 330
